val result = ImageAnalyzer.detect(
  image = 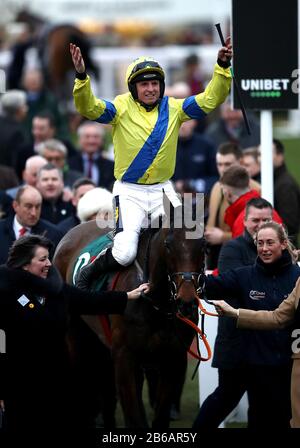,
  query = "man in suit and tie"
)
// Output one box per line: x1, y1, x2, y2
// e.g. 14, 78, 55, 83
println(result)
68, 121, 114, 190
0, 185, 63, 264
